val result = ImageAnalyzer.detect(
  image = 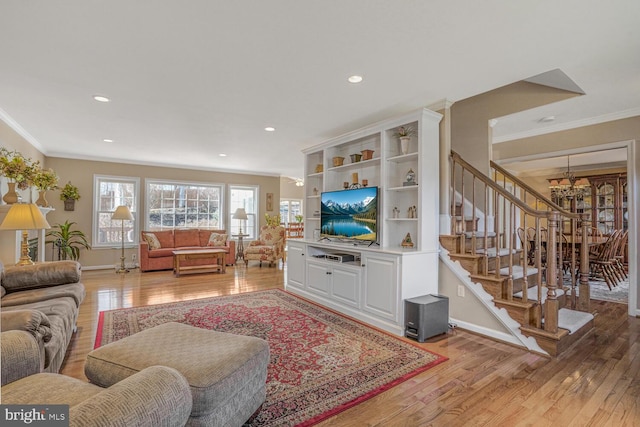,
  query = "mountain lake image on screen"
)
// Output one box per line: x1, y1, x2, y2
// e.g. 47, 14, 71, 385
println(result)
320, 187, 378, 242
